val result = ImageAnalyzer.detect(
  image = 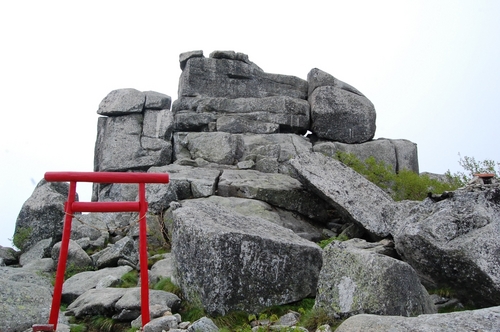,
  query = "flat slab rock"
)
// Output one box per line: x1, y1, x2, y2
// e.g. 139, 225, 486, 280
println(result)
335, 306, 500, 332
